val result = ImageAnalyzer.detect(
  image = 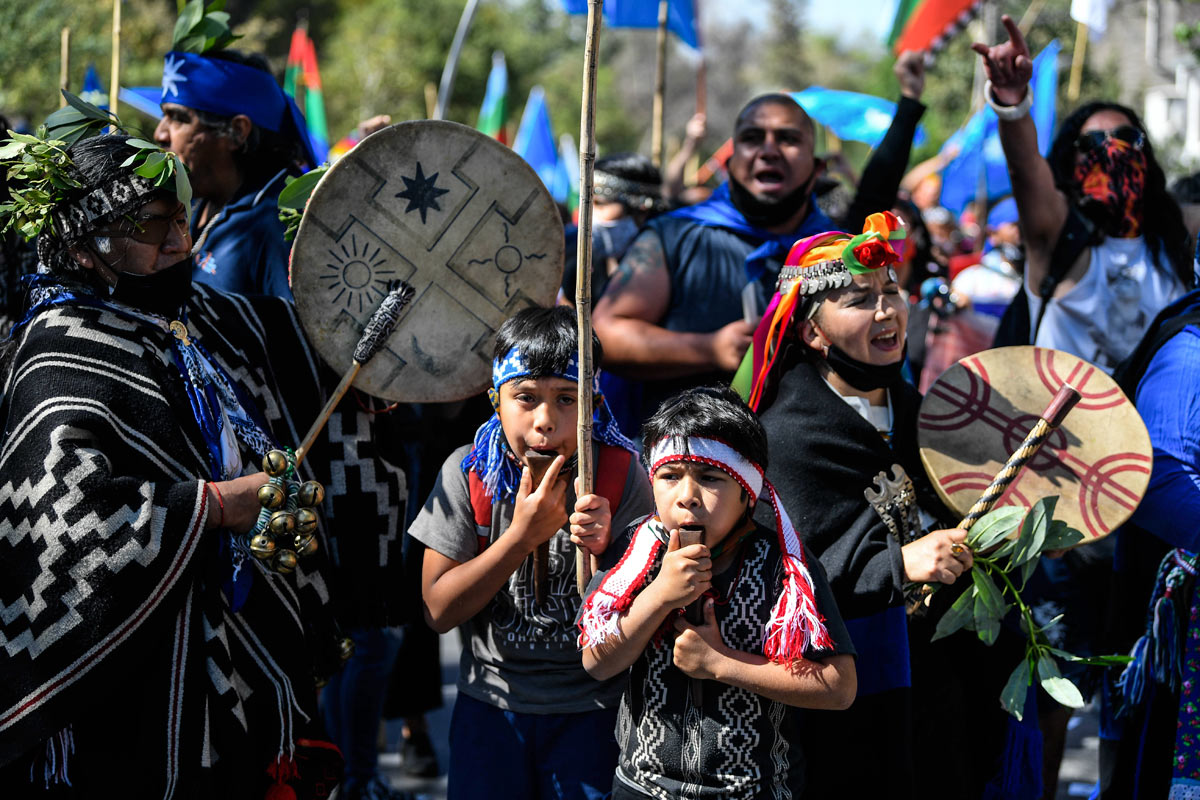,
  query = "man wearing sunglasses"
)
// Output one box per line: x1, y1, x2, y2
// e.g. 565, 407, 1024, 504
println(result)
972, 16, 1195, 373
